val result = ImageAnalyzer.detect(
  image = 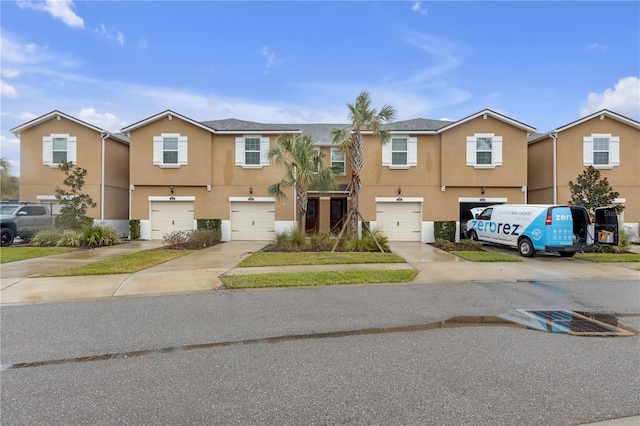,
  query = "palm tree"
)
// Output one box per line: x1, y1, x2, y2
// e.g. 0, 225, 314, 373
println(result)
0, 157, 20, 200
331, 90, 396, 244
268, 133, 338, 230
